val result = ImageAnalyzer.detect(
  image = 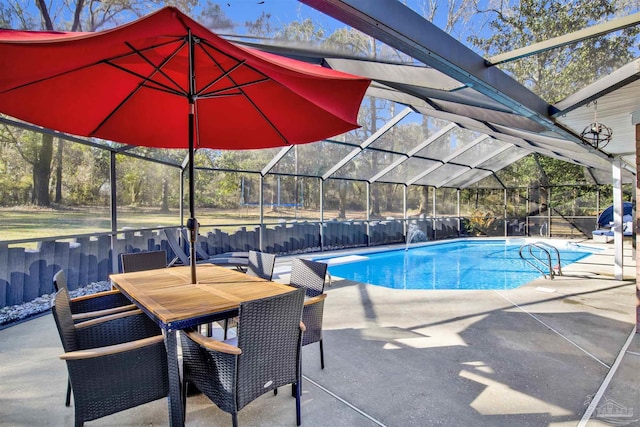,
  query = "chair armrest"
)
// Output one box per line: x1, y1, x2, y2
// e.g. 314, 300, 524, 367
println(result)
185, 329, 242, 355
60, 335, 164, 360
71, 304, 137, 321
75, 308, 144, 329
304, 293, 327, 307
70, 289, 120, 302
70, 290, 132, 314
75, 309, 162, 349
